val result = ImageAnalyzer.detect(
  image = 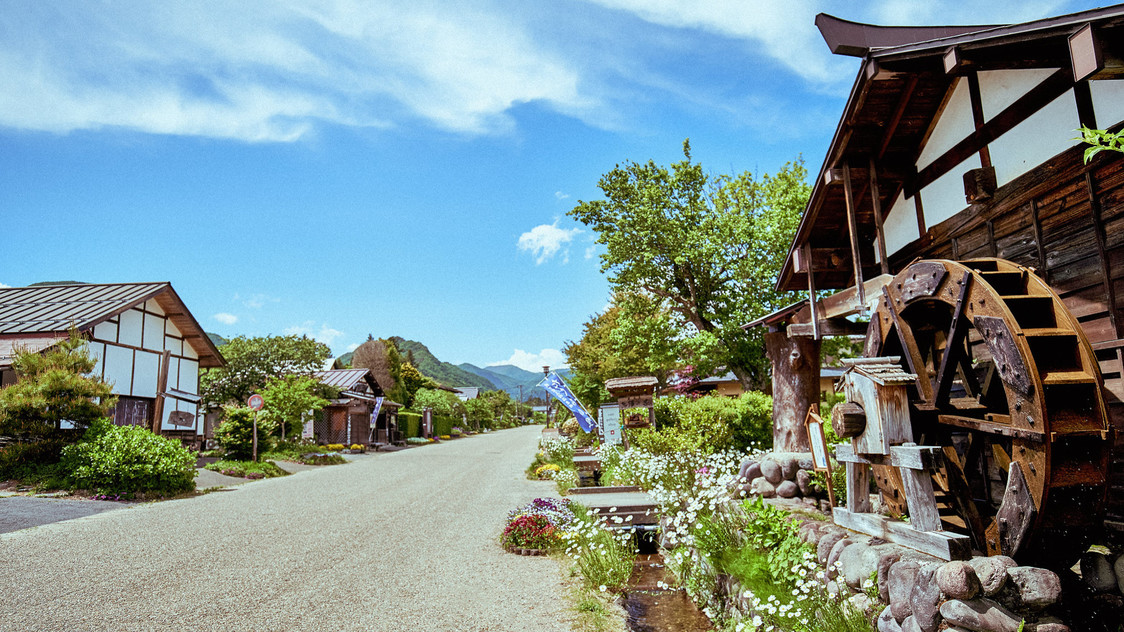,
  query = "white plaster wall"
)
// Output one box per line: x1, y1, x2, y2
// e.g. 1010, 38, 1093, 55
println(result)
102, 345, 133, 395
1091, 80, 1124, 129
167, 358, 180, 390
145, 299, 164, 315
142, 313, 164, 352
86, 341, 105, 379
92, 321, 117, 343
164, 335, 182, 355
979, 69, 1080, 187
118, 310, 143, 347
180, 359, 199, 393
918, 77, 974, 169
132, 350, 159, 398
182, 341, 198, 360
920, 154, 981, 228
884, 191, 919, 255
